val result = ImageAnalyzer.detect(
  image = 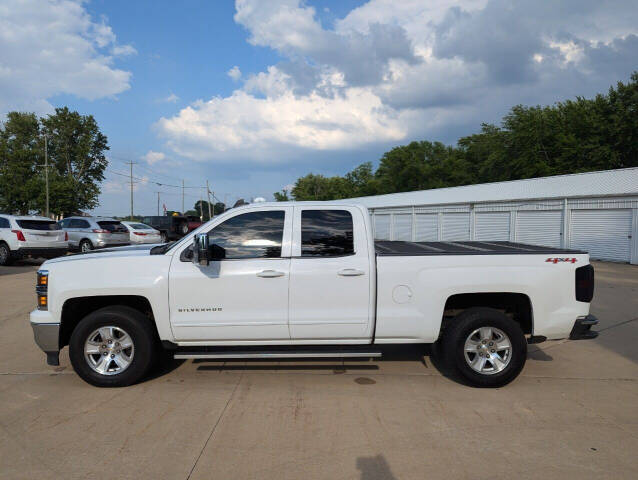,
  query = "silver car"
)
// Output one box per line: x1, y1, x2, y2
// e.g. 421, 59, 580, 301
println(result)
58, 217, 130, 252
